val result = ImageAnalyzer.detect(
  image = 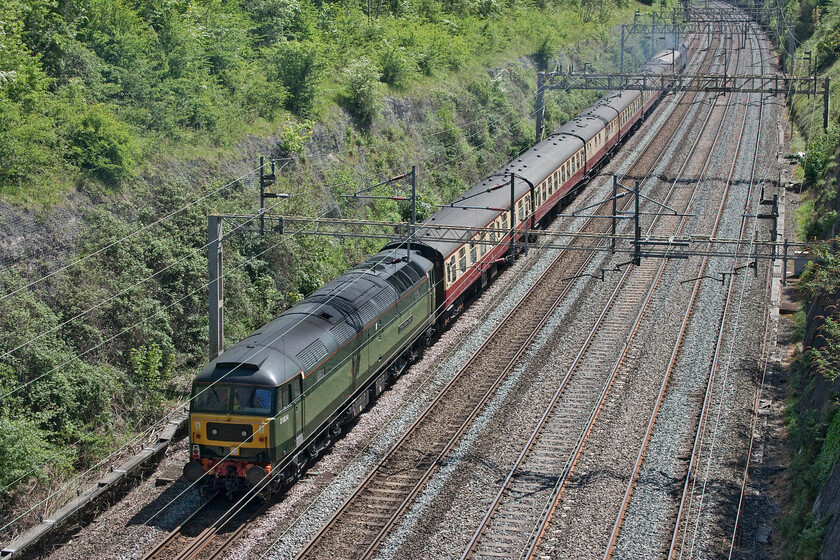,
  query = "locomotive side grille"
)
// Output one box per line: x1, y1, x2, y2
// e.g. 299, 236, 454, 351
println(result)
207, 422, 254, 442
296, 339, 328, 371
